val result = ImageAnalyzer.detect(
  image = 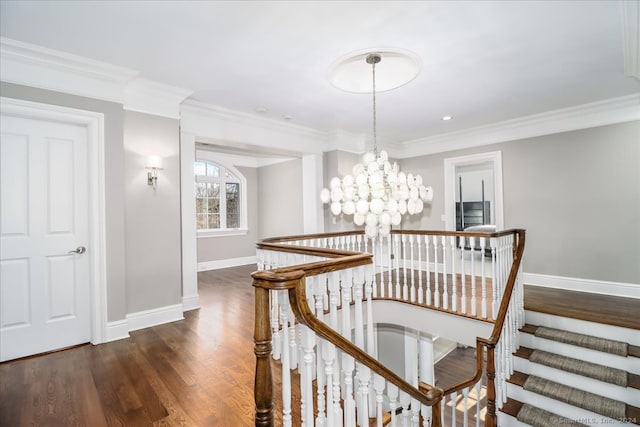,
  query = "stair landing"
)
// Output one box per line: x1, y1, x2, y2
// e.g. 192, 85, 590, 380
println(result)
524, 285, 640, 331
